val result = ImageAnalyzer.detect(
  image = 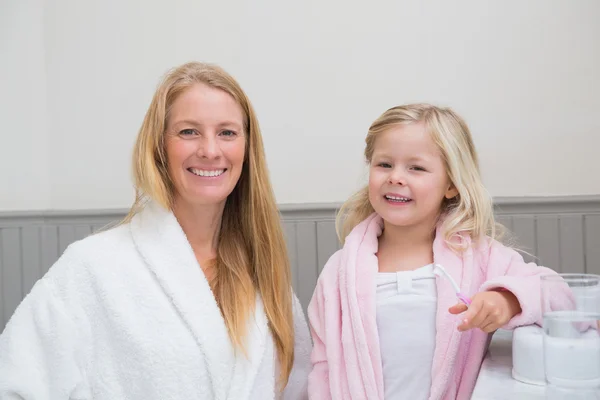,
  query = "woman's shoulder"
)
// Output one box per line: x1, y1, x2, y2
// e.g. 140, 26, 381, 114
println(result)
62, 223, 133, 261
42, 223, 135, 286
12, 223, 137, 324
